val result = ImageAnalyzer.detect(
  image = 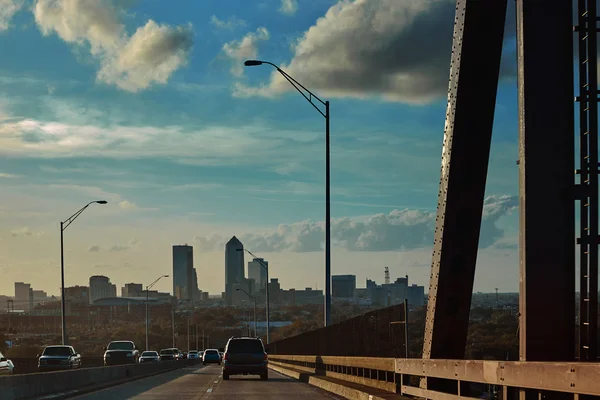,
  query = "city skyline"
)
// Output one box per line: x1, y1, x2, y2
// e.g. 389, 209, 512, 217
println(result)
0, 0, 520, 297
